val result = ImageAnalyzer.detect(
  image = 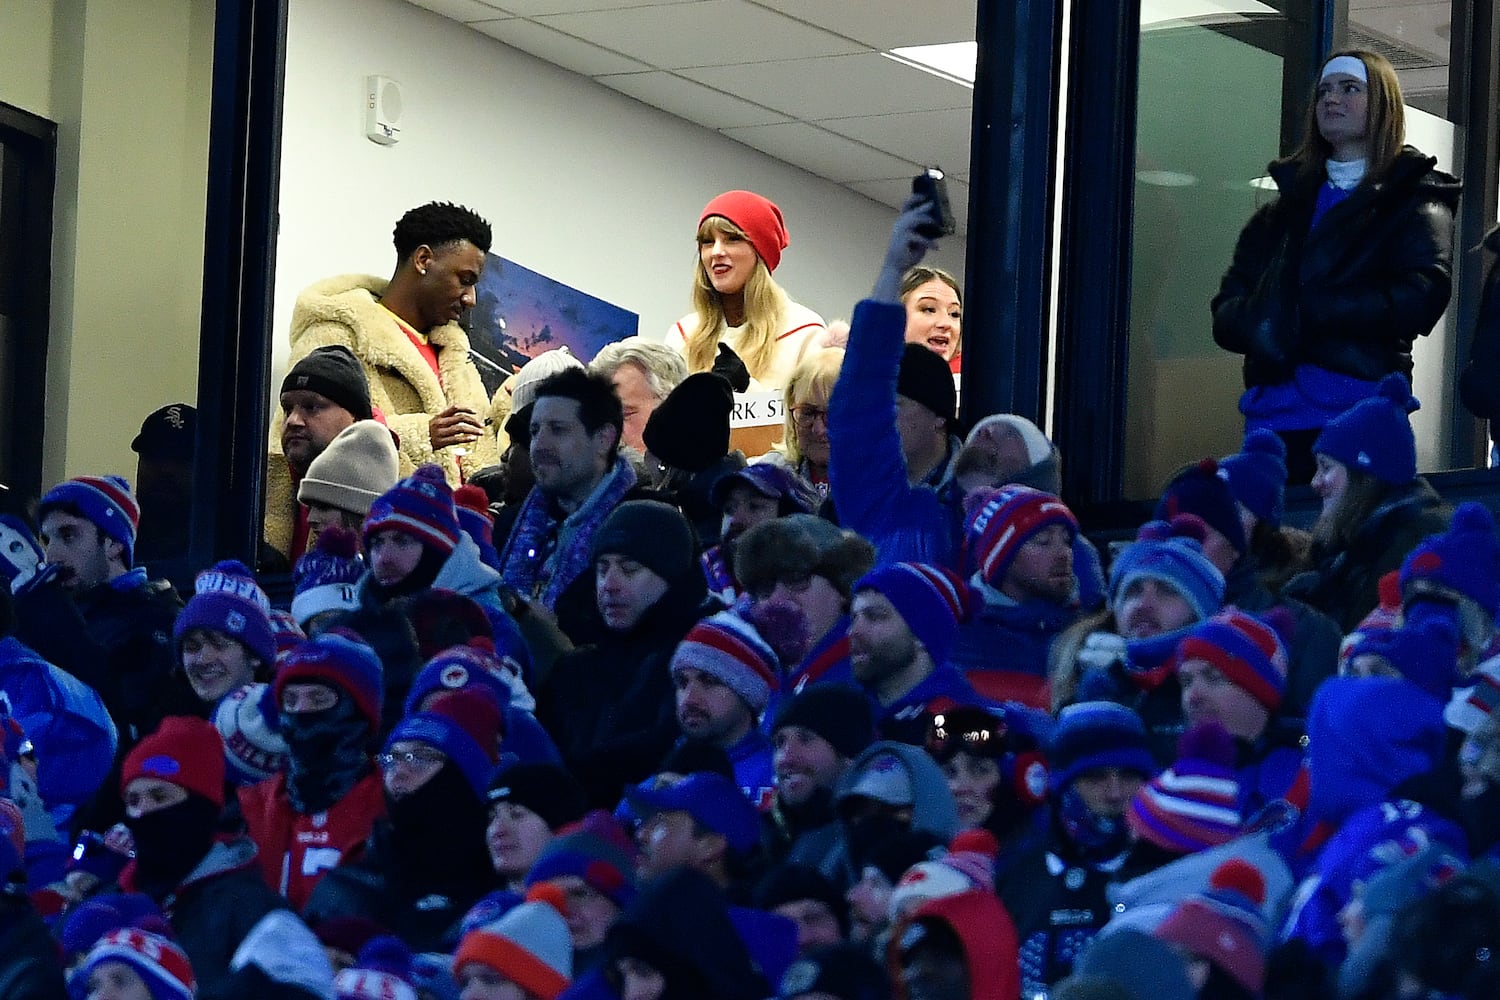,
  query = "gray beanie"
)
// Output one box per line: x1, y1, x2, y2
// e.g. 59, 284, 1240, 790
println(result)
297, 420, 401, 515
